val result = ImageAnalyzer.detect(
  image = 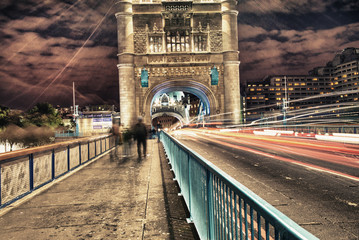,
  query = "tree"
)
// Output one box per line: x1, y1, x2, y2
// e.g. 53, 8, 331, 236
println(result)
26, 102, 63, 128
0, 125, 25, 151
0, 105, 10, 128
